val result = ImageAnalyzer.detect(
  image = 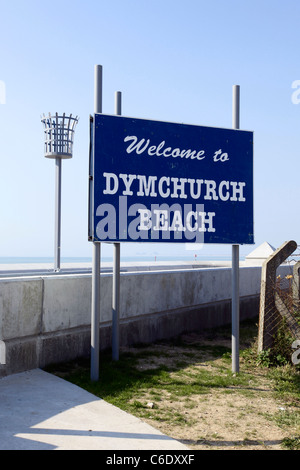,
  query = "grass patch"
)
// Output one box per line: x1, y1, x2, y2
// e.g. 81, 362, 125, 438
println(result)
282, 436, 300, 450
